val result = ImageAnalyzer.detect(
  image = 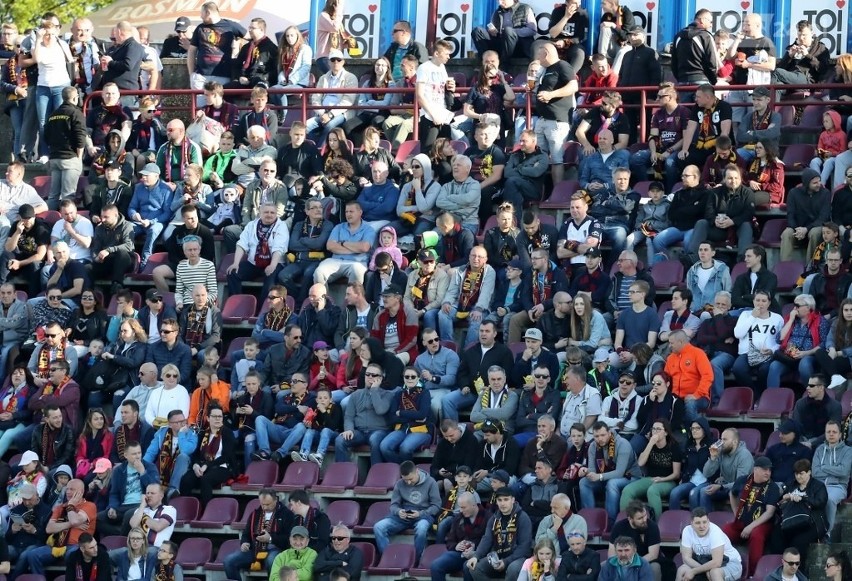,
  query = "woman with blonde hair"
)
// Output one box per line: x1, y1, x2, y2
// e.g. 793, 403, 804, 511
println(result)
144, 364, 190, 429
113, 526, 157, 581
568, 292, 611, 353
273, 25, 313, 107
88, 319, 147, 409
518, 537, 561, 581
316, 0, 346, 73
